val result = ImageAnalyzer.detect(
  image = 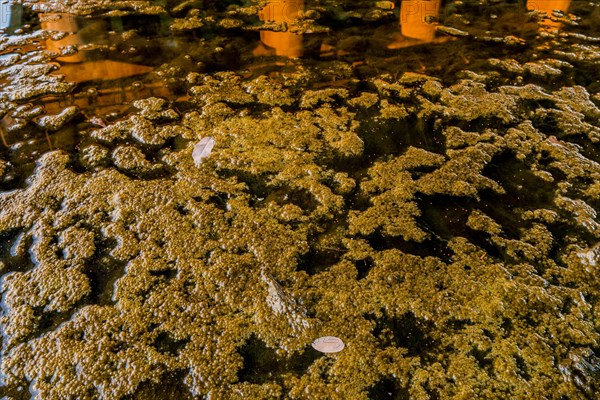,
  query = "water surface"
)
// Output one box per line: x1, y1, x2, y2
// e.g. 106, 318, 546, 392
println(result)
1, 1, 600, 399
